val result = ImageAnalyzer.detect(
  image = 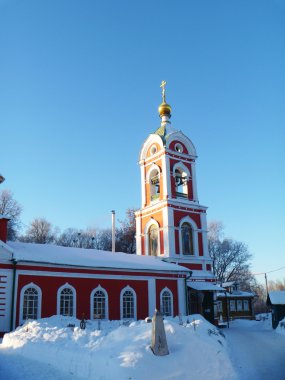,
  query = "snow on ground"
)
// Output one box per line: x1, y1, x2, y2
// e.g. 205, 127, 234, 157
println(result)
0, 315, 234, 380
223, 316, 285, 380
276, 317, 285, 337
